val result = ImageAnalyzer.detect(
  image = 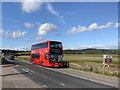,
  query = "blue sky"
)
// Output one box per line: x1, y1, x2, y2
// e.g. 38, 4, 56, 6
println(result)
1, 2, 119, 50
